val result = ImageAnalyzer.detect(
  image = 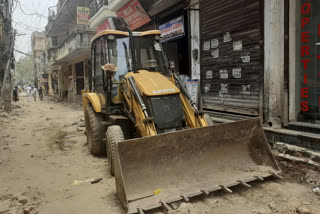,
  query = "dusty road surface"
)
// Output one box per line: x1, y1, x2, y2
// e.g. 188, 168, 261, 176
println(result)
0, 95, 319, 214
